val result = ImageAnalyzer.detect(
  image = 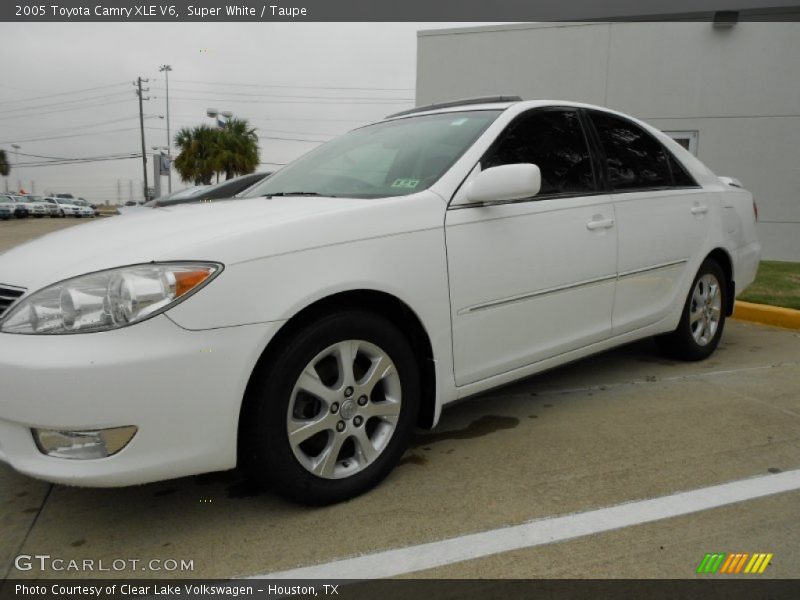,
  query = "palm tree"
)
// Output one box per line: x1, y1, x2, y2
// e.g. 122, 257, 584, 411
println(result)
0, 150, 9, 177
216, 118, 260, 180
173, 125, 219, 185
